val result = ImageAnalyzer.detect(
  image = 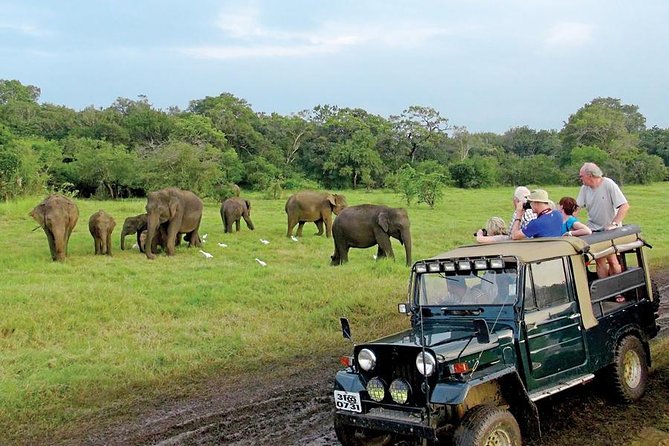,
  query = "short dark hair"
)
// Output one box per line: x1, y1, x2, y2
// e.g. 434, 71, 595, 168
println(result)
559, 197, 579, 216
